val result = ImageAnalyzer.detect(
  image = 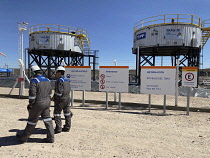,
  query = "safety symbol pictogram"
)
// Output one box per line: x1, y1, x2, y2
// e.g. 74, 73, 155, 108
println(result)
185, 73, 194, 81
100, 74, 105, 78
100, 80, 105, 84
100, 85, 105, 89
